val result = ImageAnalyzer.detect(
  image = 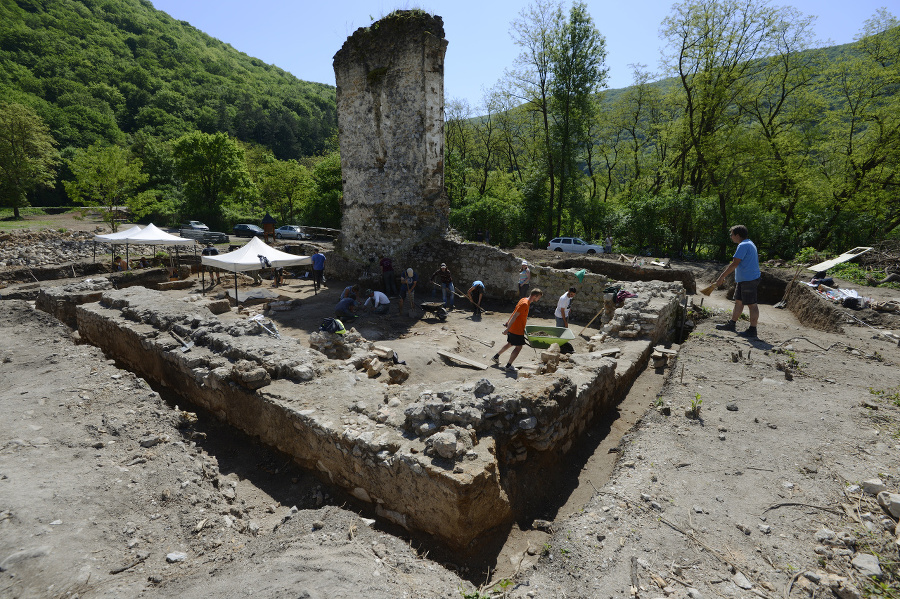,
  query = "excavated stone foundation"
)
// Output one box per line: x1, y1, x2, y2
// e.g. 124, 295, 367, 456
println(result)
65, 283, 685, 550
